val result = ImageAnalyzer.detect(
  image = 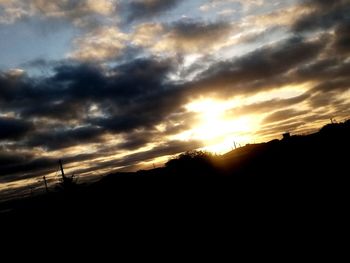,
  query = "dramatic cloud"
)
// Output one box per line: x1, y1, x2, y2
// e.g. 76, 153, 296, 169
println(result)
189, 36, 326, 97
0, 0, 349, 193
